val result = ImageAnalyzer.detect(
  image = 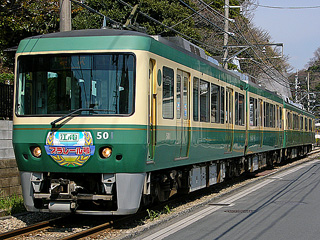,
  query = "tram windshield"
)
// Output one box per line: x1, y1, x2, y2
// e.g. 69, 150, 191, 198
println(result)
16, 53, 135, 116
